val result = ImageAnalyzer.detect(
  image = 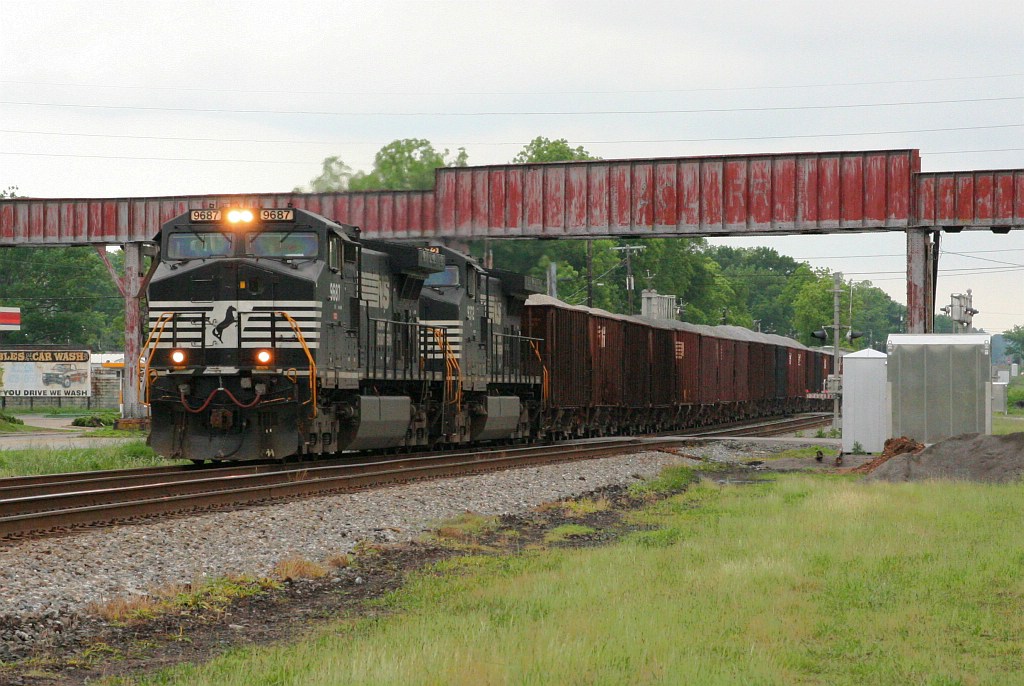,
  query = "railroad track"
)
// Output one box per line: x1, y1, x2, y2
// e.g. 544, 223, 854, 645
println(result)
679, 413, 832, 438
0, 414, 830, 542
